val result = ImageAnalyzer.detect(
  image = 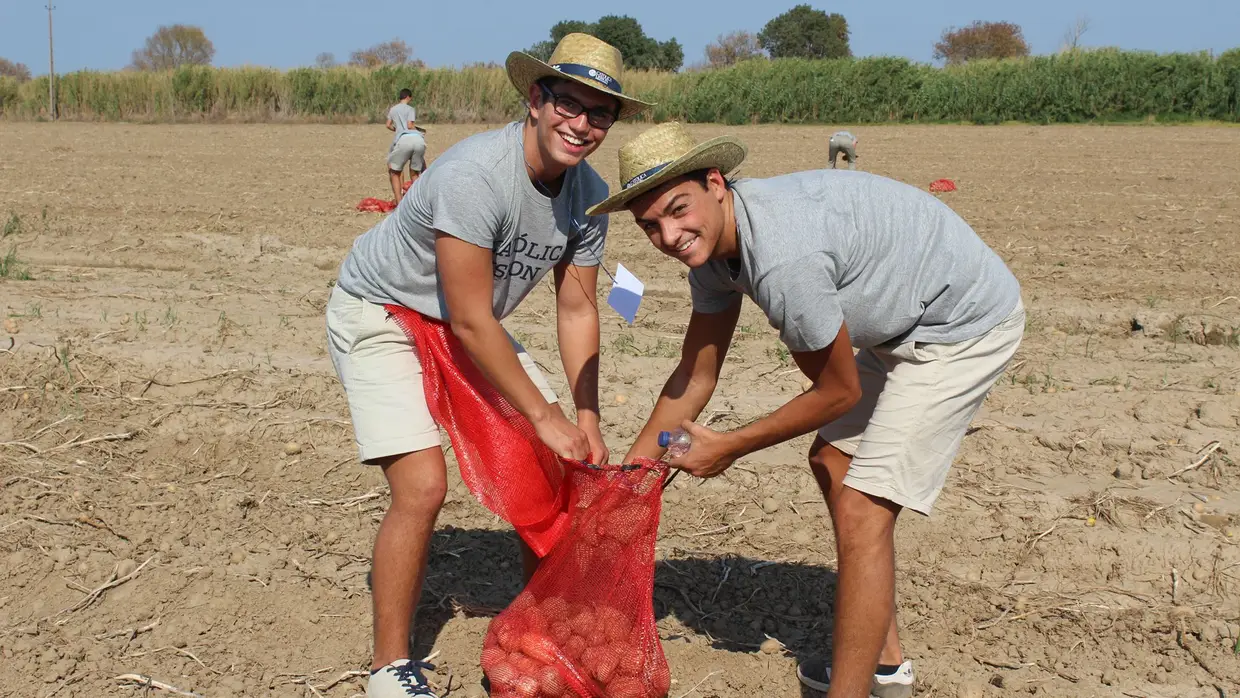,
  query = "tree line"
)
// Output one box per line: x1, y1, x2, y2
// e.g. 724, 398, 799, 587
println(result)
0, 9, 1232, 79
0, 25, 427, 80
